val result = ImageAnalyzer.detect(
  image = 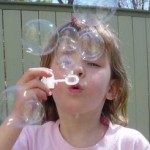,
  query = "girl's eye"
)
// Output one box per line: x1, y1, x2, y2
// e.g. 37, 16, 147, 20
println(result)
87, 62, 100, 67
